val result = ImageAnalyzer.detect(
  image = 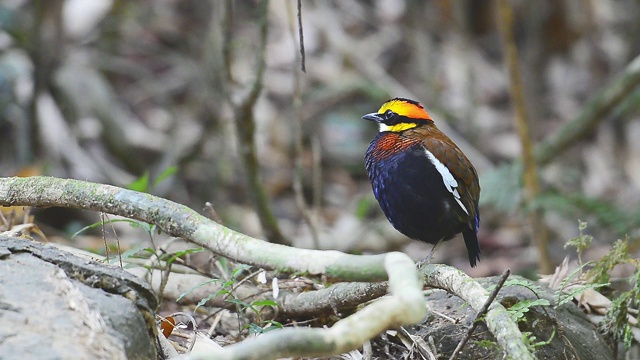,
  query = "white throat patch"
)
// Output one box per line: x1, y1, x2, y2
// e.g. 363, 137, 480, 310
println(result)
378, 122, 418, 133
423, 148, 469, 215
